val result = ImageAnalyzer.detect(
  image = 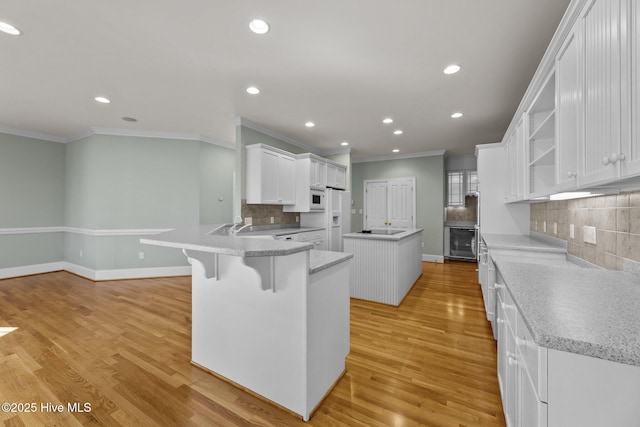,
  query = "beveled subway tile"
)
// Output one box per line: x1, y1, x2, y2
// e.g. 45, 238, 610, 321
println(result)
630, 208, 640, 235
617, 208, 631, 233
616, 232, 631, 259
628, 234, 640, 262
617, 193, 630, 208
